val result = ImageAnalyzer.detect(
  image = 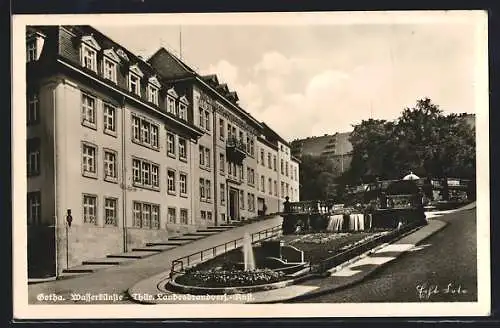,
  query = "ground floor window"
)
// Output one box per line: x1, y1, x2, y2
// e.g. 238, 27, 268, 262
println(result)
133, 201, 160, 229
104, 197, 118, 226
83, 194, 97, 224
180, 208, 188, 224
